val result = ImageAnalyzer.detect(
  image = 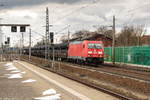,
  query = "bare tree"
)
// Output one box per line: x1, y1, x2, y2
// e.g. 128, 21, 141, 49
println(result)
97, 26, 107, 34
71, 30, 90, 40
116, 25, 146, 46
96, 26, 113, 39
134, 25, 146, 46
